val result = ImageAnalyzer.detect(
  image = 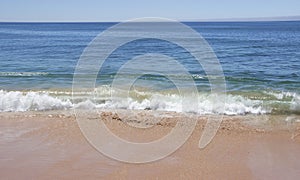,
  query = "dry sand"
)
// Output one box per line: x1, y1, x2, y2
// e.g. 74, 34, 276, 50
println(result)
0, 110, 300, 179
